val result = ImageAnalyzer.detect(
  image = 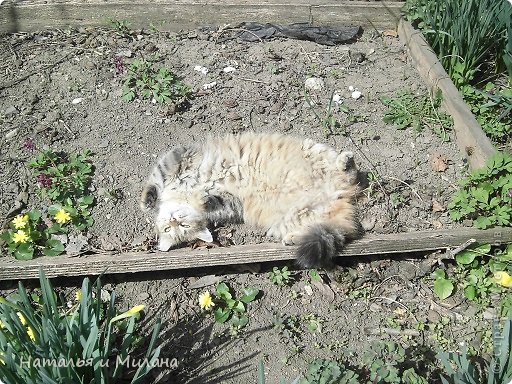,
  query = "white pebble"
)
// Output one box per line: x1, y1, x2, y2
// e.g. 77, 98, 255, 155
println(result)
305, 77, 324, 91
332, 94, 342, 104
348, 85, 354, 92
351, 90, 362, 99
223, 66, 236, 73
194, 65, 208, 75
71, 98, 83, 104
203, 81, 217, 90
